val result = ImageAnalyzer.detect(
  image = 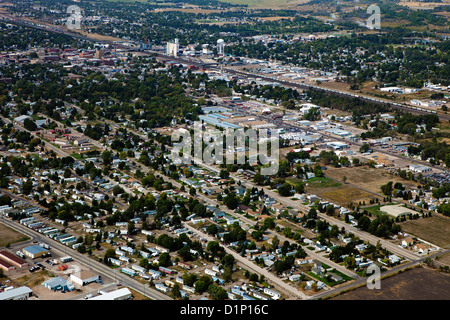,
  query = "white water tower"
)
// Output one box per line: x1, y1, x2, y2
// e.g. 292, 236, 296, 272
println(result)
217, 39, 225, 56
